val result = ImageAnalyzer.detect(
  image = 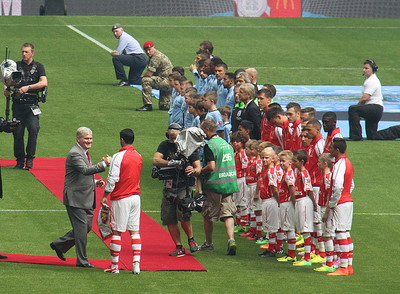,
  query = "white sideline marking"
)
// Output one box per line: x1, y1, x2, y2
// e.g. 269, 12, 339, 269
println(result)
0, 209, 65, 212
66, 25, 112, 53
64, 25, 394, 71
0, 209, 161, 213
2, 23, 400, 30
354, 213, 400, 216
0, 210, 398, 215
